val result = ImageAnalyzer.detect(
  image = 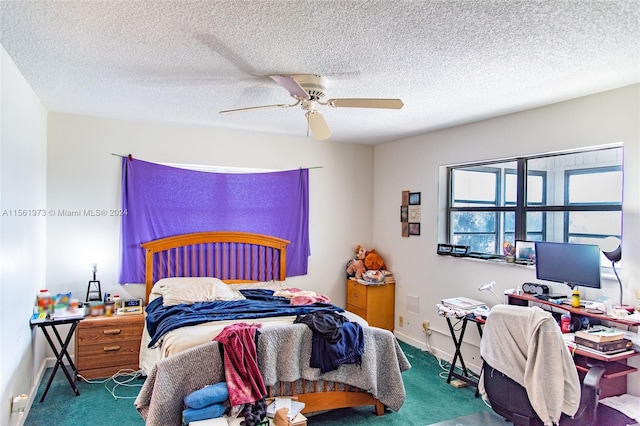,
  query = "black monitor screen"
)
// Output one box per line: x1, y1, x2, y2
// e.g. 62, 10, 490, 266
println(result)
534, 241, 601, 289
